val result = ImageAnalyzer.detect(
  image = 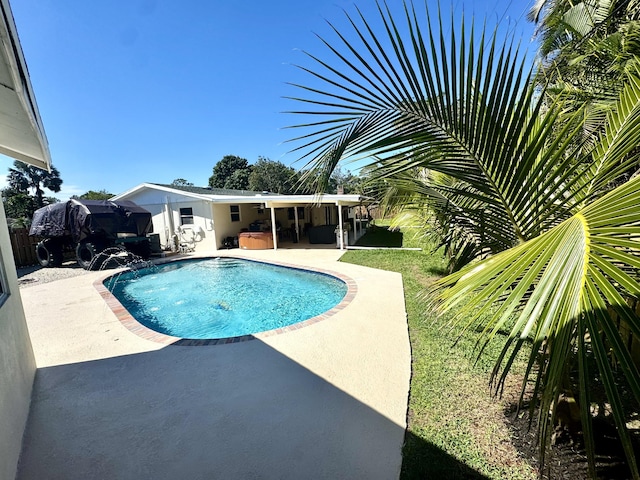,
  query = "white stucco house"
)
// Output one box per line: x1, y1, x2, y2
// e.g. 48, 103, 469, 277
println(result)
111, 183, 371, 252
0, 1, 52, 477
